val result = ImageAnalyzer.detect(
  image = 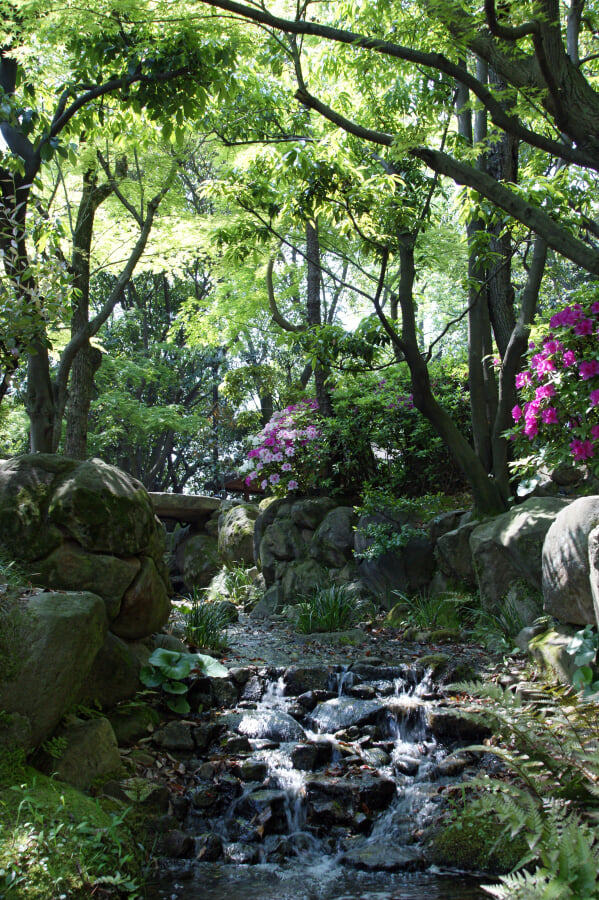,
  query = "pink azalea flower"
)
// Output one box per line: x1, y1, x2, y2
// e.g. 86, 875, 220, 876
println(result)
281, 462, 292, 472
535, 384, 556, 401
570, 438, 595, 460
579, 360, 599, 380
592, 425, 599, 440
543, 339, 563, 355
512, 405, 523, 422
524, 416, 539, 438
287, 480, 299, 491
563, 350, 577, 367
536, 357, 556, 377
541, 407, 559, 424
515, 371, 531, 388
575, 318, 594, 336
269, 473, 280, 484
590, 389, 599, 406
261, 479, 268, 489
